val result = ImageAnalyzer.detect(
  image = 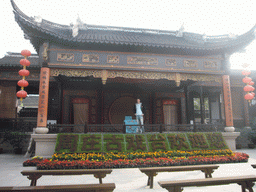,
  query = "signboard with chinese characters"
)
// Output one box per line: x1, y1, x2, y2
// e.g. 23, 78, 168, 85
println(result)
37, 68, 50, 127
50, 48, 221, 74
222, 75, 233, 127
57, 53, 74, 62
127, 56, 158, 65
